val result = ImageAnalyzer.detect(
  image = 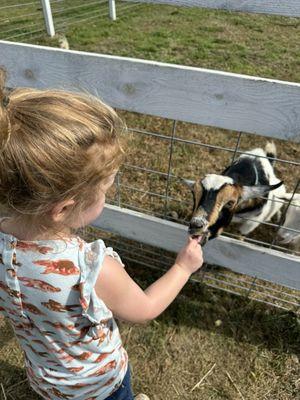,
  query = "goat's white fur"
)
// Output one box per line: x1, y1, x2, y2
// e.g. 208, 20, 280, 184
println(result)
231, 144, 286, 235
202, 174, 234, 190
277, 193, 300, 251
